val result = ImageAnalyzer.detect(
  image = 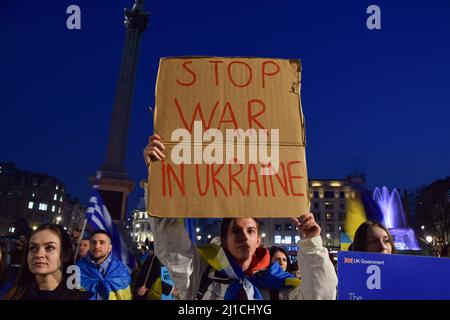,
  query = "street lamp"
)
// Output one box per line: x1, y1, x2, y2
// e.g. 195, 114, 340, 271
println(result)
56, 216, 62, 224
197, 235, 202, 241
261, 233, 266, 238
425, 235, 433, 243
196, 227, 200, 233
420, 225, 425, 231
